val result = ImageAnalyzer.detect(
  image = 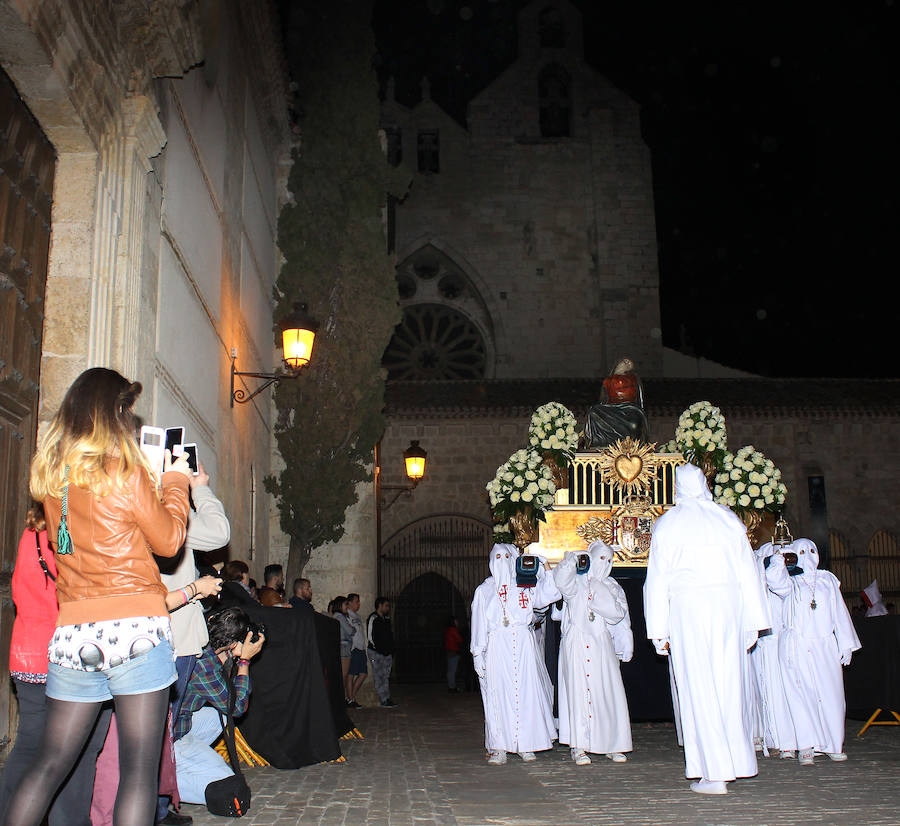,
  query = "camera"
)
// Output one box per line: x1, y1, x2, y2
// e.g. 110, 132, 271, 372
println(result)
248, 621, 266, 644
576, 553, 591, 575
